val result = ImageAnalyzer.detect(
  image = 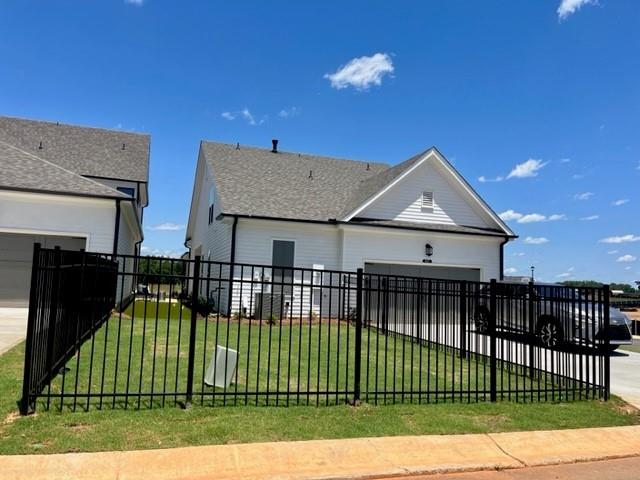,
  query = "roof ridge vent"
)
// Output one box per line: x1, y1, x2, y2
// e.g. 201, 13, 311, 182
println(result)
236, 142, 240, 150
308, 170, 313, 179
38, 141, 43, 150
366, 162, 370, 171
